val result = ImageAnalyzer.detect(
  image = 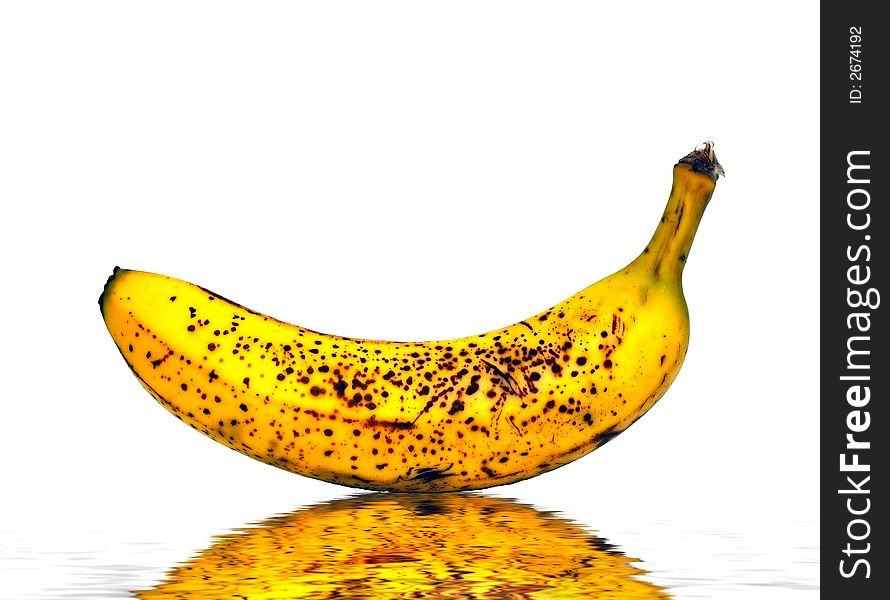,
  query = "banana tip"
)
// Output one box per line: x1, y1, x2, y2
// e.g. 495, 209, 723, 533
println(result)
99, 266, 122, 312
